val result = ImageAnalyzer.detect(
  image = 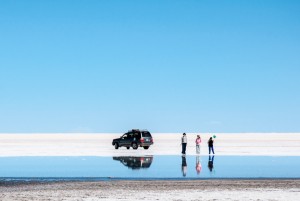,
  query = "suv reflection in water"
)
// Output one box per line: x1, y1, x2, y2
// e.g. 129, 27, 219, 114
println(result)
113, 156, 153, 169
